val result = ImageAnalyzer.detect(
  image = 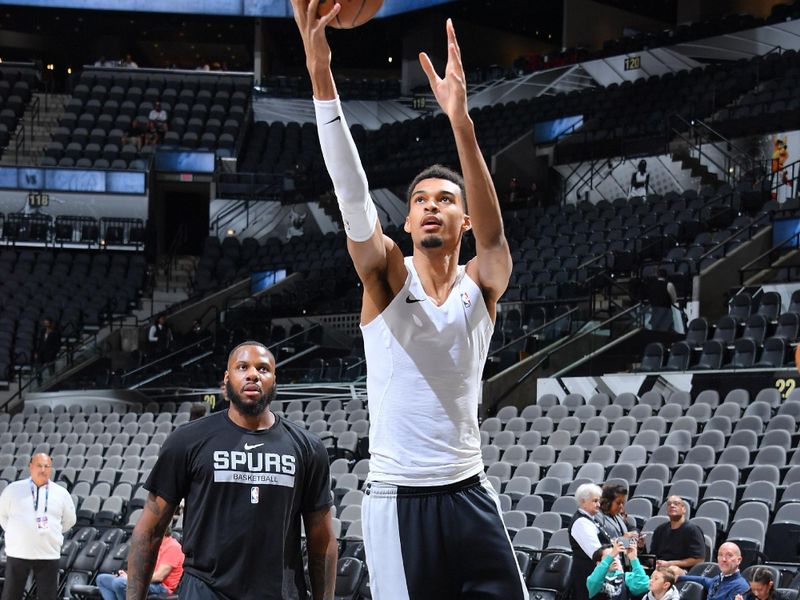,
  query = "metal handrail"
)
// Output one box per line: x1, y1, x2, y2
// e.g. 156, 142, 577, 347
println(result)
487, 301, 645, 416
121, 335, 213, 384
489, 306, 581, 357
738, 229, 800, 285
267, 323, 323, 355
